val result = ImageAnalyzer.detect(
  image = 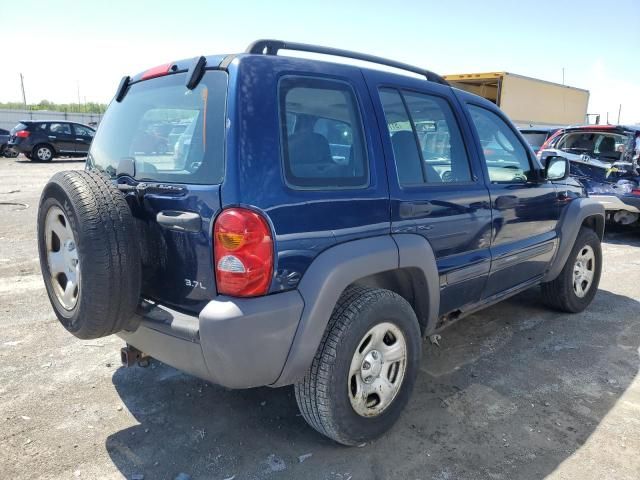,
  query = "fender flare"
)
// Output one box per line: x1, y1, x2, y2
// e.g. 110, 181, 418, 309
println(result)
543, 197, 605, 282
272, 234, 440, 387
